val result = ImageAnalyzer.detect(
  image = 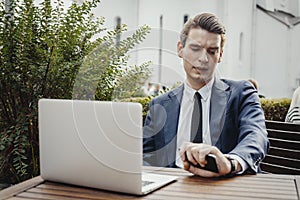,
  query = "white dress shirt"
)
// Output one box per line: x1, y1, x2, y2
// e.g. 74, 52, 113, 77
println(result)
175, 78, 213, 167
